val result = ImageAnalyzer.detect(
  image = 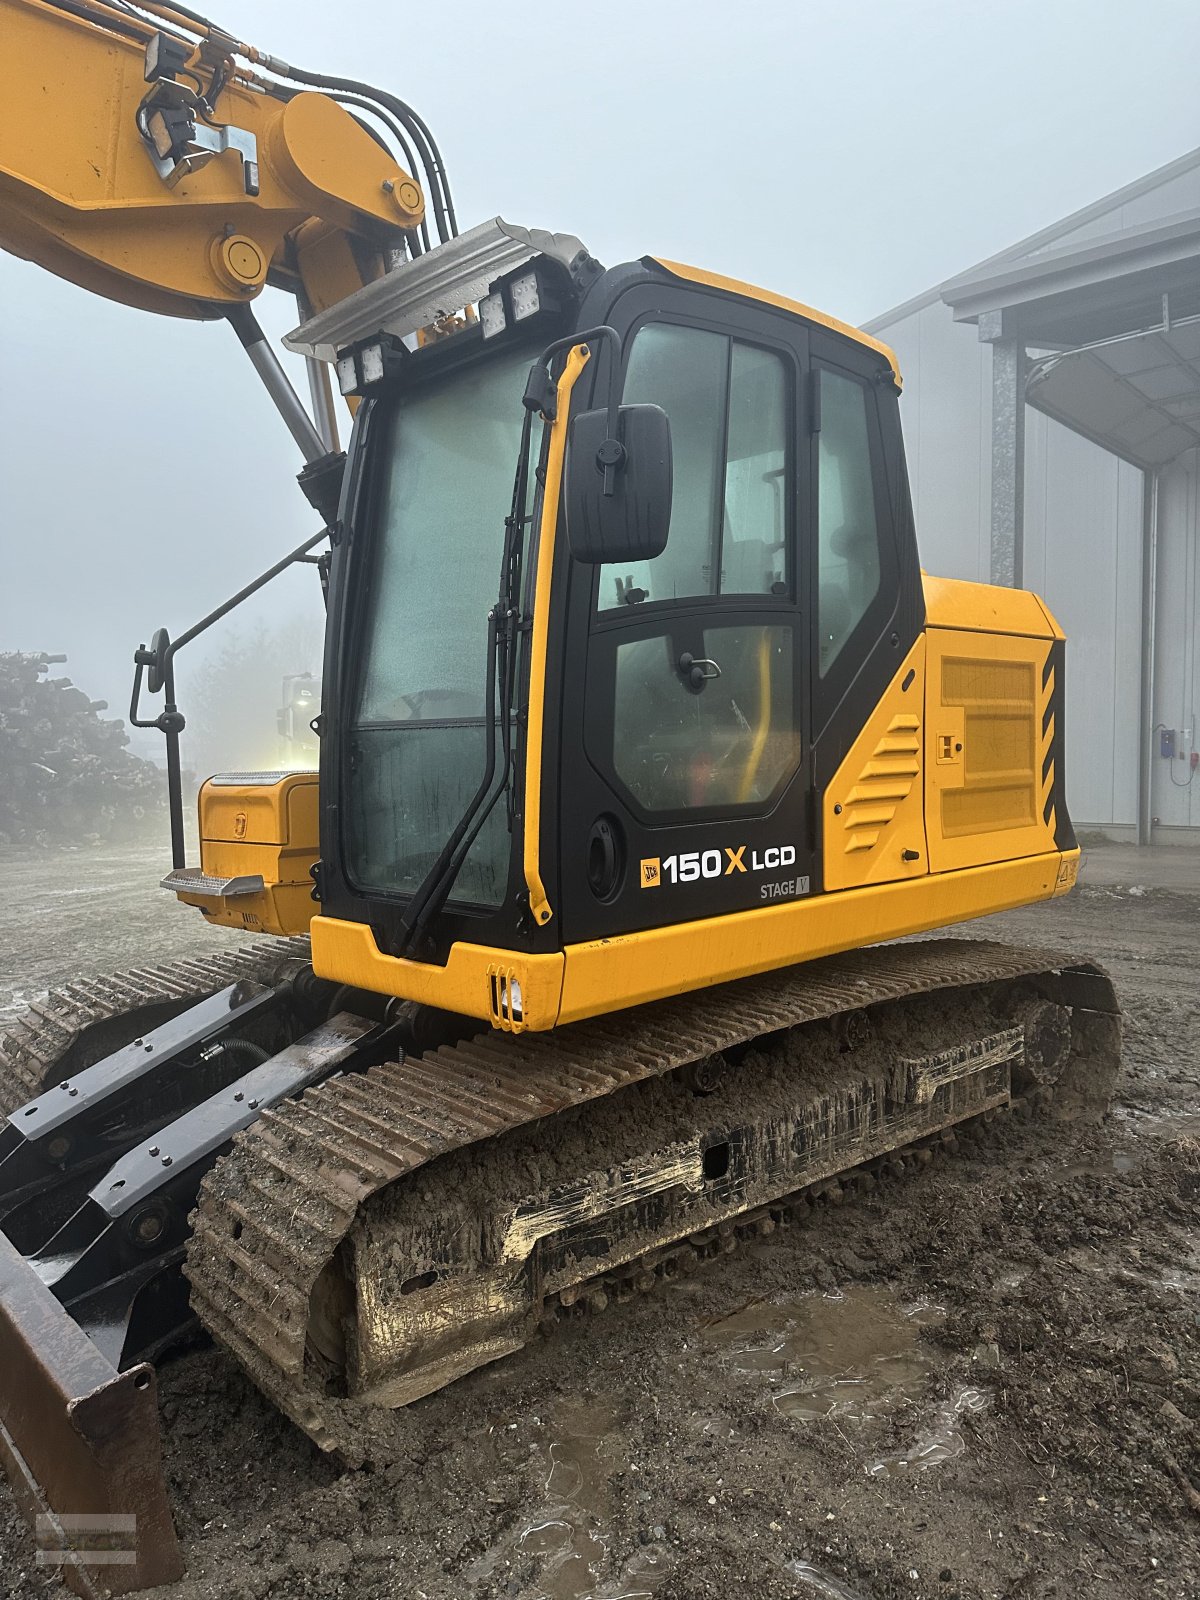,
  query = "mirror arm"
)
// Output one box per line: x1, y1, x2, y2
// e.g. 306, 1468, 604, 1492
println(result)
128, 527, 330, 871
530, 326, 625, 492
